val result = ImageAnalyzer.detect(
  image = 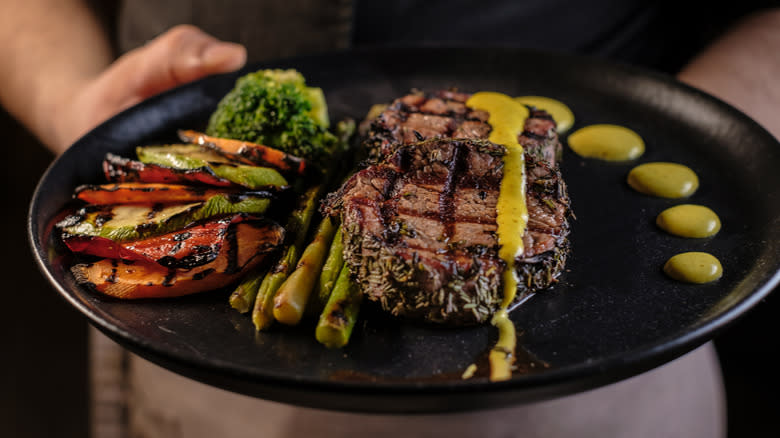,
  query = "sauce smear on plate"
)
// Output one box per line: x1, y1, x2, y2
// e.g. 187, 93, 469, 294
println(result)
627, 162, 699, 198
657, 204, 721, 238
663, 252, 723, 283
467, 91, 529, 381
567, 124, 645, 161
514, 96, 574, 133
